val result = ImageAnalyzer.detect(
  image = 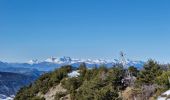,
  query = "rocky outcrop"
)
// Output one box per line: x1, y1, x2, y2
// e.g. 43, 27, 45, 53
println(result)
38, 83, 69, 100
